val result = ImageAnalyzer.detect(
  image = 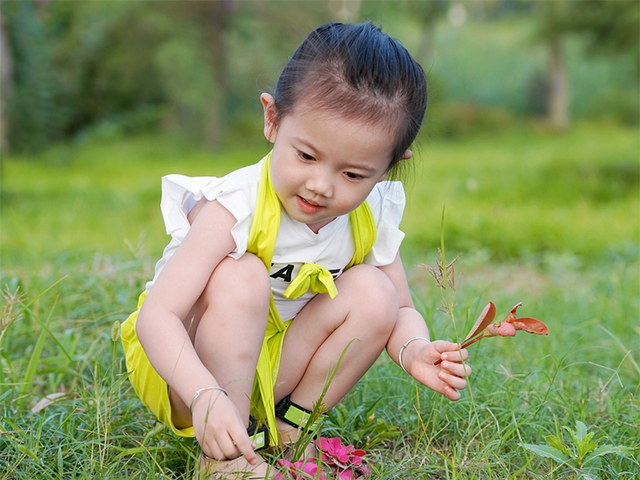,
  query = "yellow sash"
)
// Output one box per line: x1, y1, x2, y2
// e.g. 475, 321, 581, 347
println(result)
247, 152, 377, 444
